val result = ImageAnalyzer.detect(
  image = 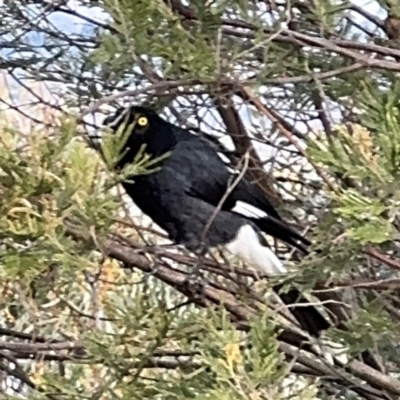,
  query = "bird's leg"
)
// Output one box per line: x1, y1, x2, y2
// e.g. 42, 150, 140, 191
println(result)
191, 244, 208, 277
182, 245, 208, 300
148, 261, 160, 275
